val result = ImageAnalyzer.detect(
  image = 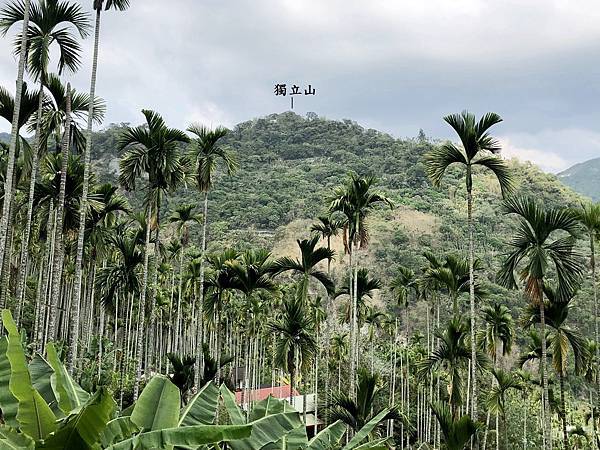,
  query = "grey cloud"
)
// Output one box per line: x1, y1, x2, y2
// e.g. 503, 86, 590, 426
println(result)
0, 0, 599, 171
